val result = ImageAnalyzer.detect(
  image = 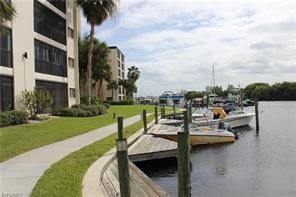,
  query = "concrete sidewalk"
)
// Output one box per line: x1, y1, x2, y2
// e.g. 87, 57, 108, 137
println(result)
0, 114, 143, 197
